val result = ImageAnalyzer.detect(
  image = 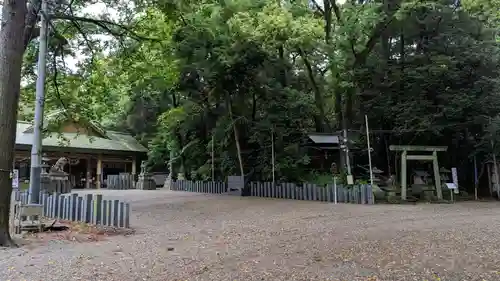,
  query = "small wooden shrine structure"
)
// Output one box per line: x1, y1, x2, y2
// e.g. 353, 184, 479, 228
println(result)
389, 145, 448, 200
412, 170, 431, 185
